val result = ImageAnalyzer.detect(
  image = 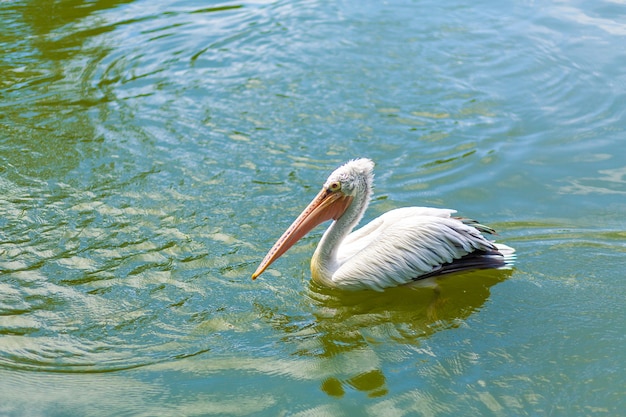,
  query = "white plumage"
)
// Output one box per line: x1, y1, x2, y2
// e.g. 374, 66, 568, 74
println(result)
253, 158, 515, 291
